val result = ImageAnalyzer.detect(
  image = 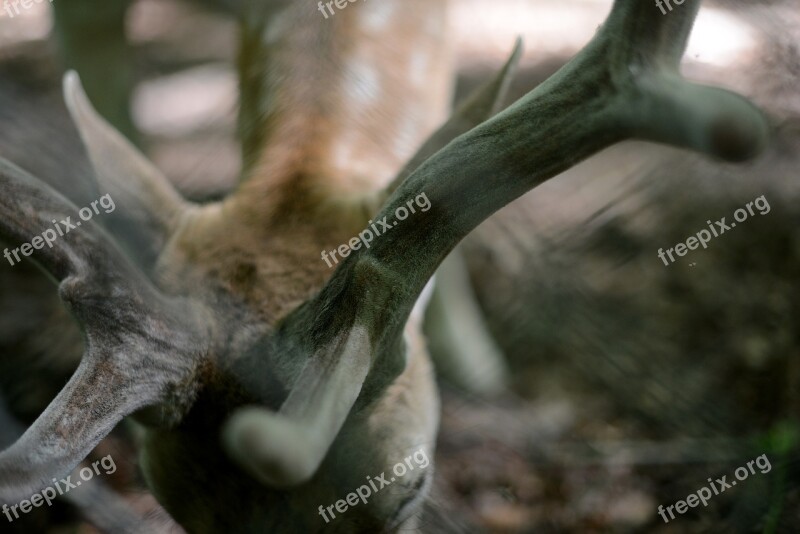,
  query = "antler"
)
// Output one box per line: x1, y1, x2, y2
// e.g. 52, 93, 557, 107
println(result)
368, 0, 767, 285
225, 325, 371, 487
385, 39, 524, 394
0, 154, 209, 502
382, 37, 524, 200
0, 393, 168, 532
223, 0, 768, 486
63, 72, 191, 271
